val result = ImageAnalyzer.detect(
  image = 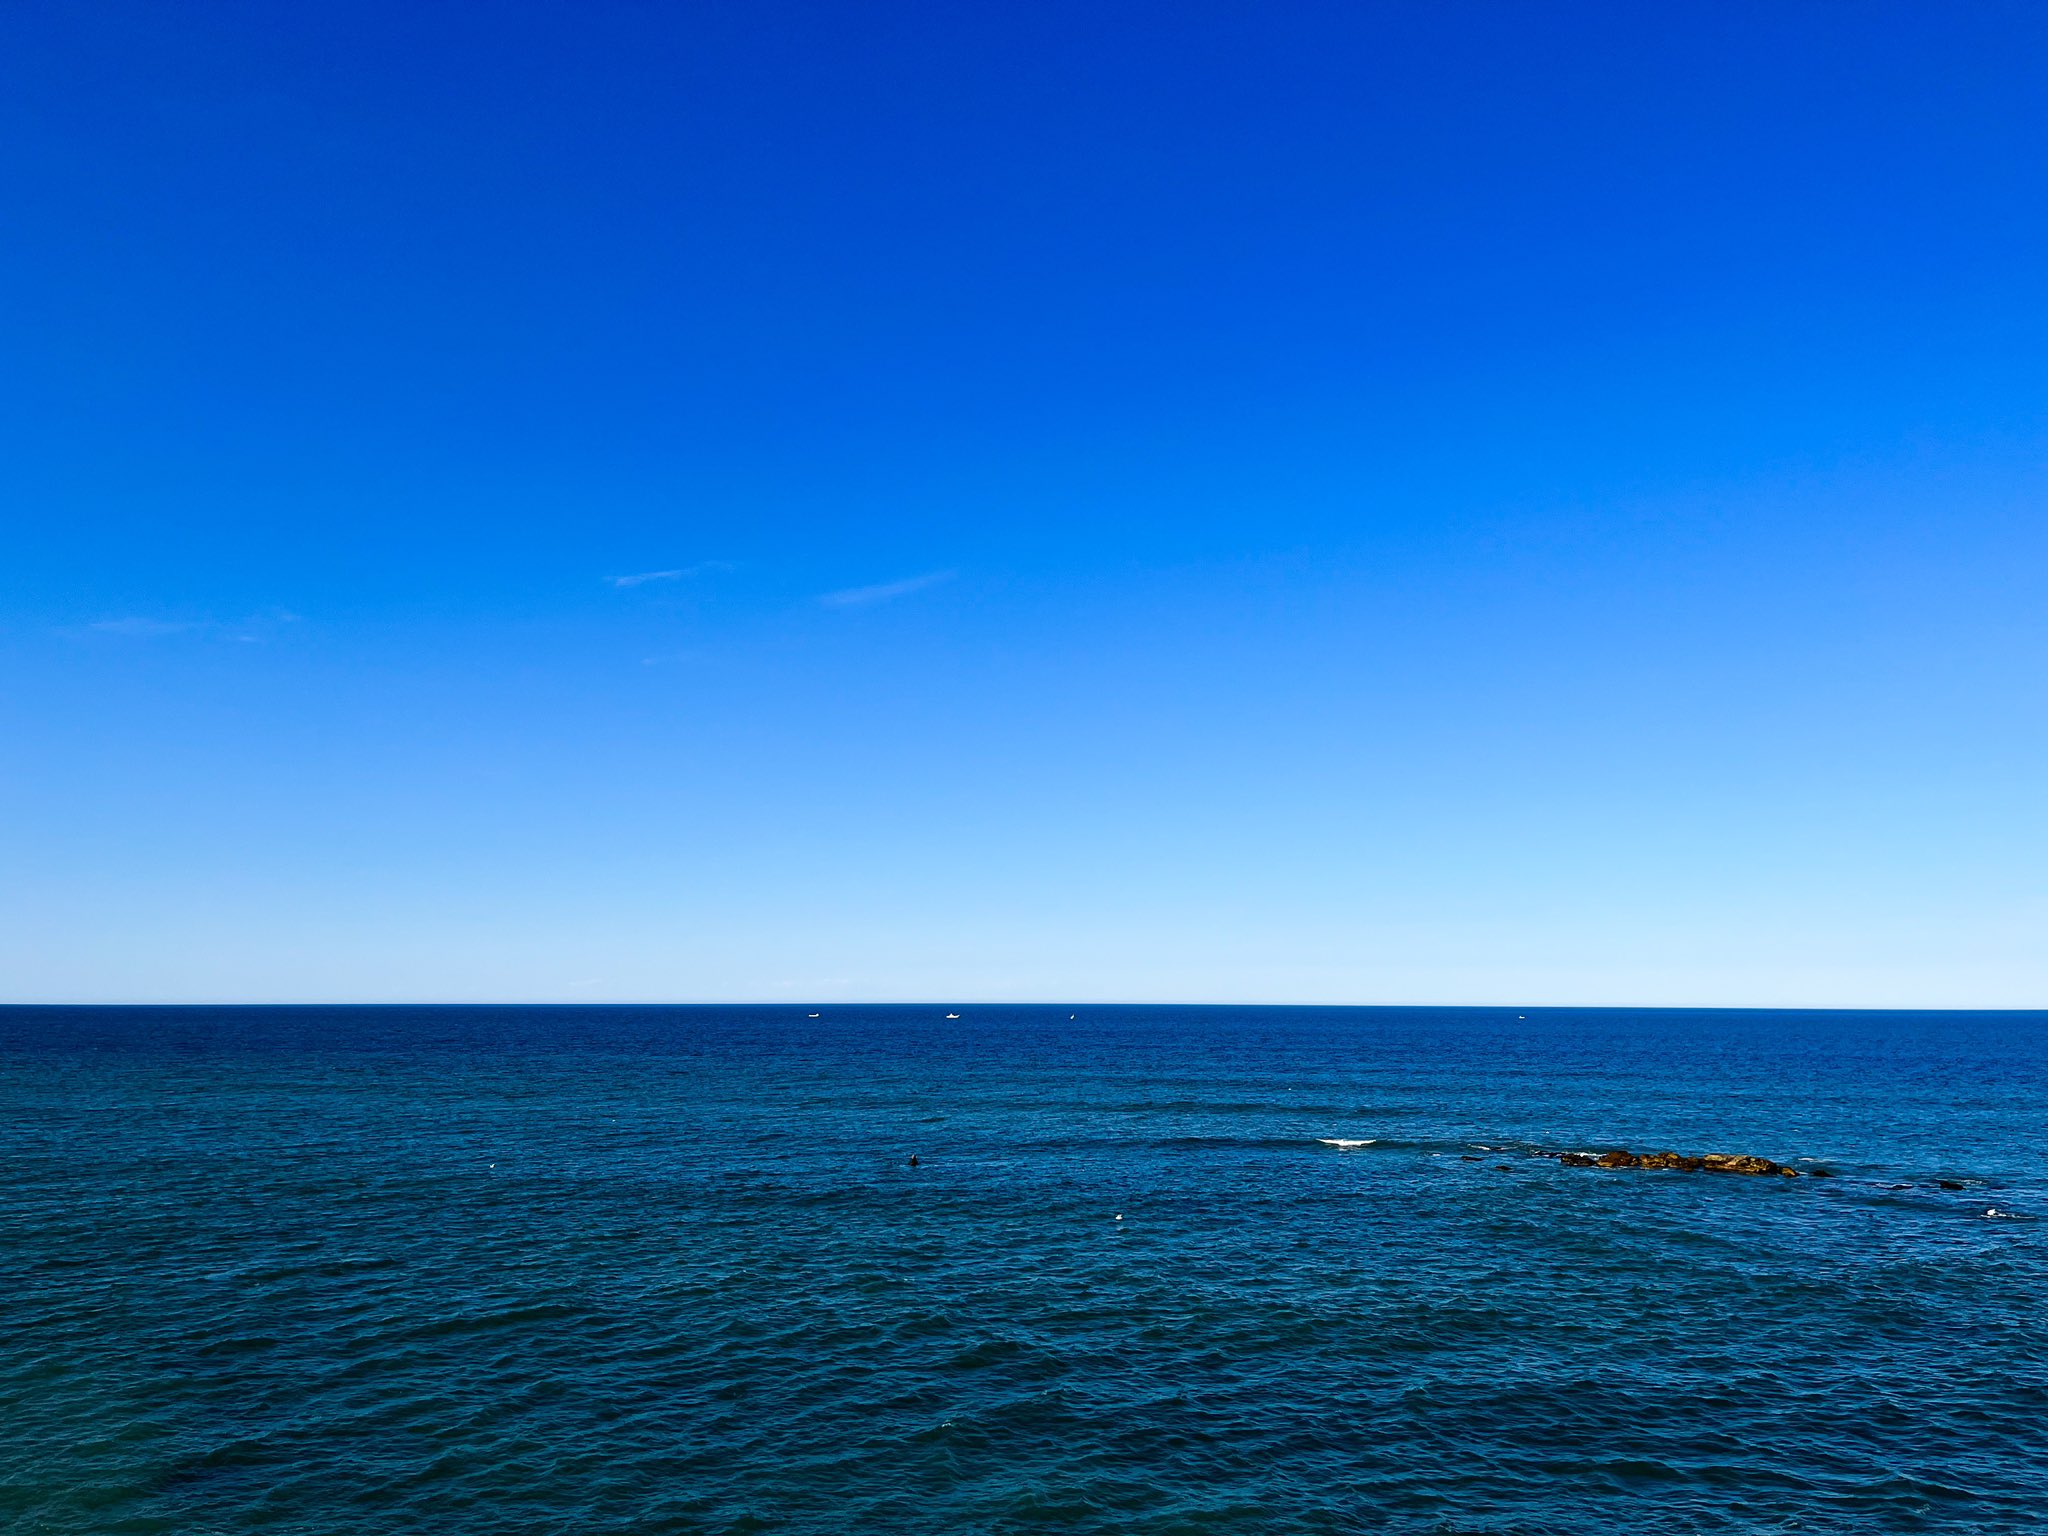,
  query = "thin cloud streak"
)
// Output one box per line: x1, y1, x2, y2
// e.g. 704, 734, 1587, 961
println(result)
63, 610, 300, 642
88, 617, 197, 637
609, 561, 733, 588
819, 570, 956, 608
